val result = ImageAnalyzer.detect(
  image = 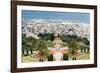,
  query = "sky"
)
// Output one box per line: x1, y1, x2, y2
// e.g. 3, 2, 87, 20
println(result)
22, 10, 90, 24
